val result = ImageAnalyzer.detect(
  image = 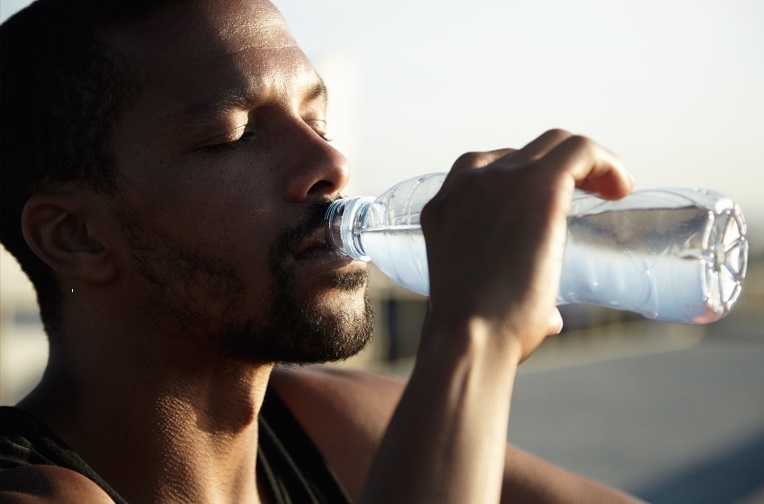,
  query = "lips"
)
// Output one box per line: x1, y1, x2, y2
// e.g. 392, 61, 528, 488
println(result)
294, 232, 348, 262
